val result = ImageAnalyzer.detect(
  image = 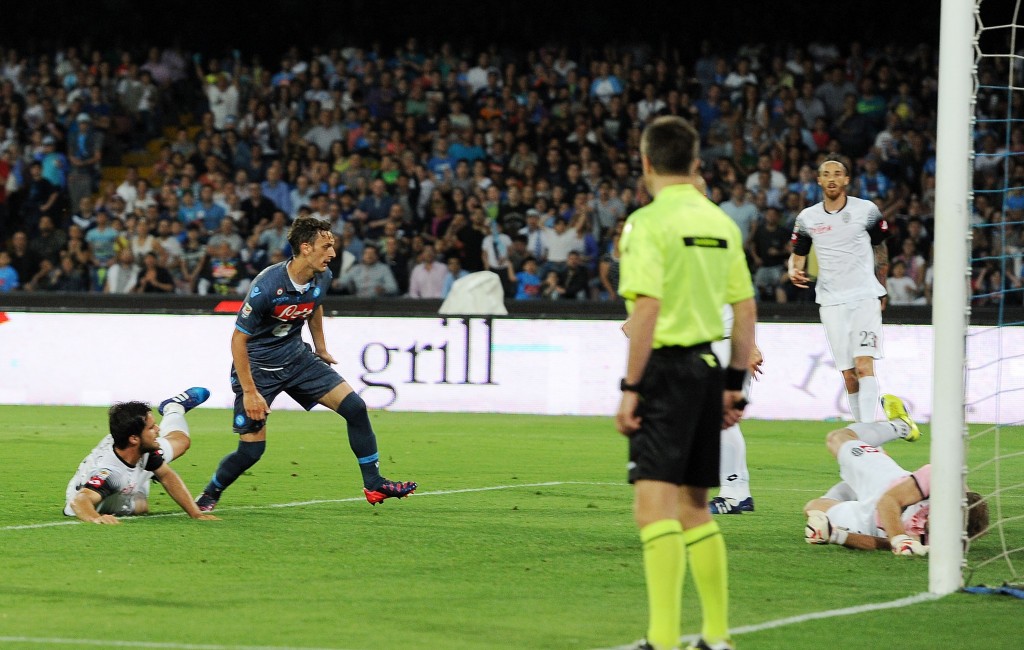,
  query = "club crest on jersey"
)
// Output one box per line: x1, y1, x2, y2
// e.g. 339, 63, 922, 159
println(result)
86, 469, 111, 488
313, 287, 321, 298
272, 302, 315, 321
841, 212, 851, 223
